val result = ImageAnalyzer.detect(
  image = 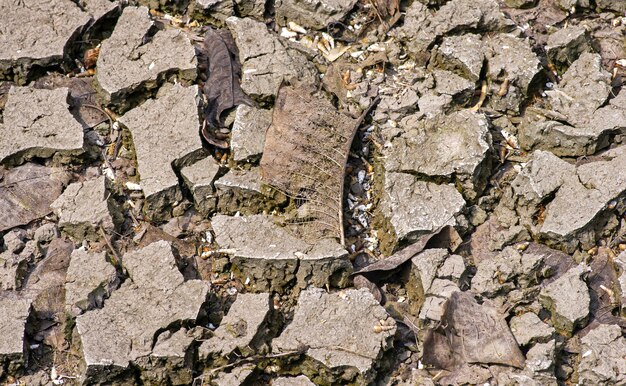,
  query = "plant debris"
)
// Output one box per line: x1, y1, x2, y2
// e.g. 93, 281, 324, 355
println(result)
260, 84, 363, 245
197, 27, 252, 148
